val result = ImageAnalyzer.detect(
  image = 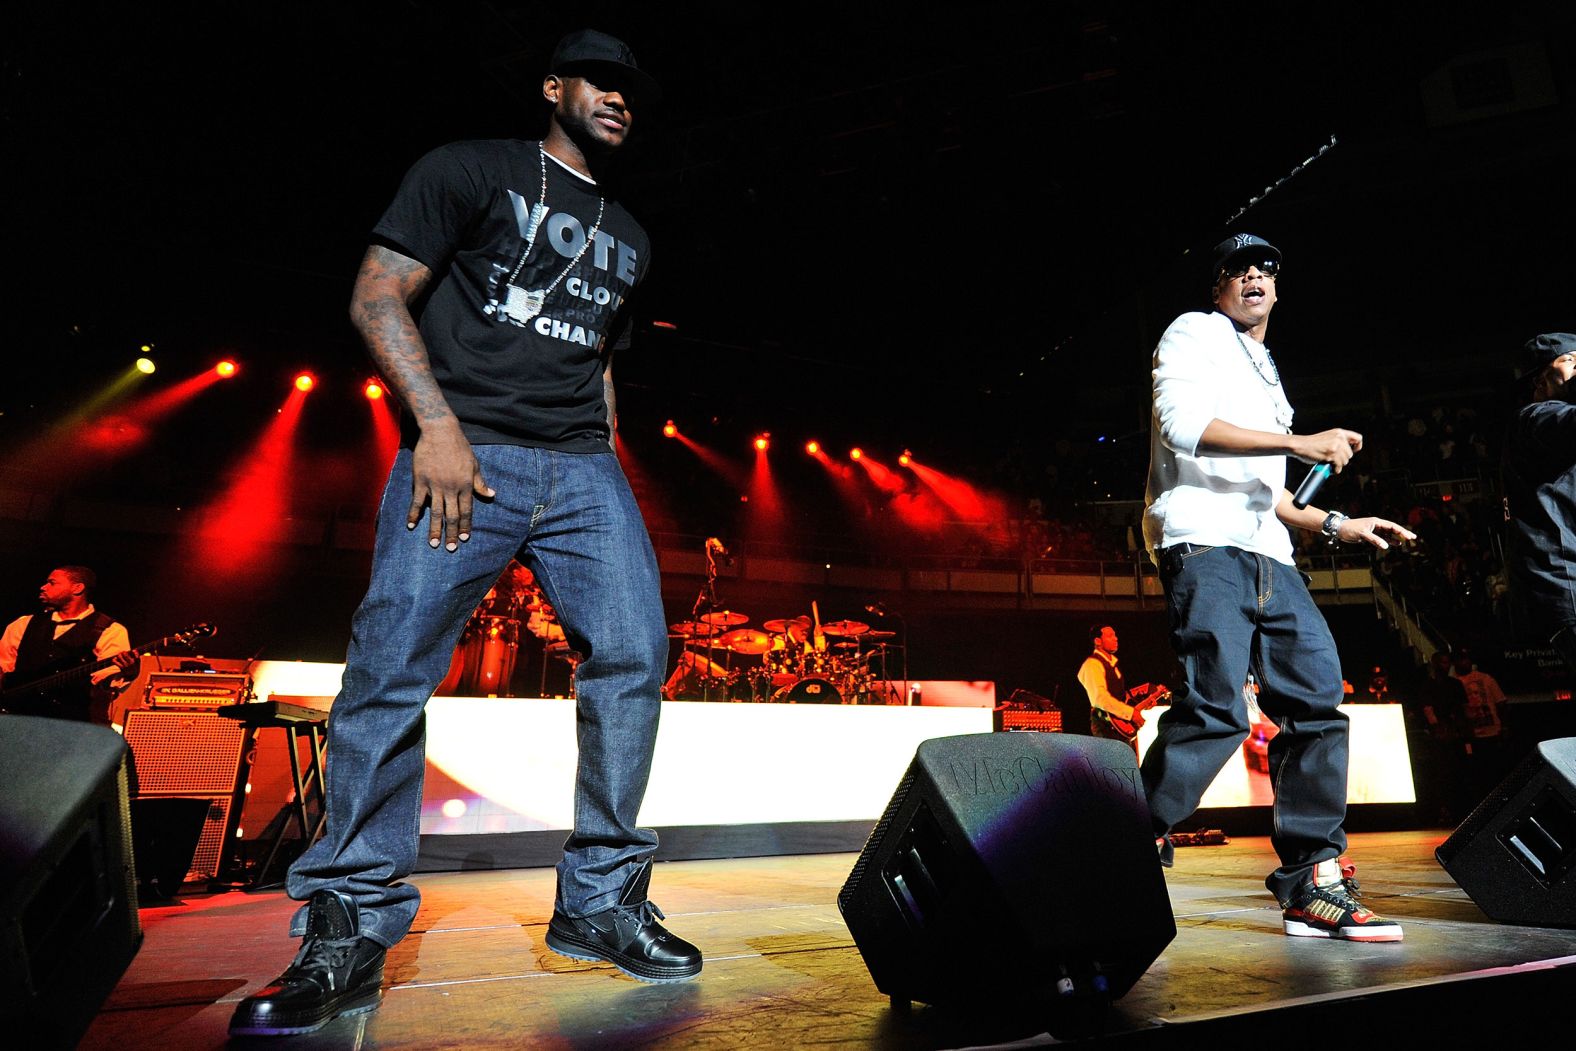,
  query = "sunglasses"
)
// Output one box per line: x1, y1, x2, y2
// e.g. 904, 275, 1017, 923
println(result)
1220, 258, 1280, 280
